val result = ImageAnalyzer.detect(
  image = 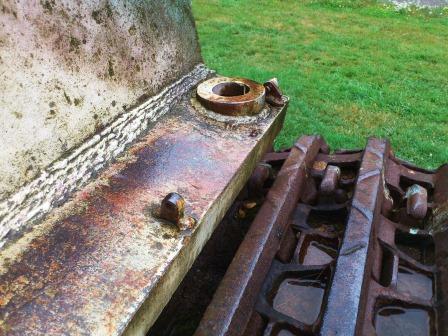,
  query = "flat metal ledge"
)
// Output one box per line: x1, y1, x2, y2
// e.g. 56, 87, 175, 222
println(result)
0, 90, 287, 335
